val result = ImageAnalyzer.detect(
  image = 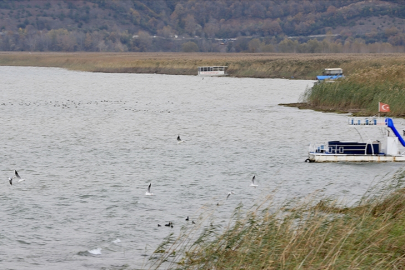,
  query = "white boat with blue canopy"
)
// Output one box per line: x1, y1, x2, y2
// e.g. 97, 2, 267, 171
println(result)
307, 117, 405, 162
316, 68, 344, 81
